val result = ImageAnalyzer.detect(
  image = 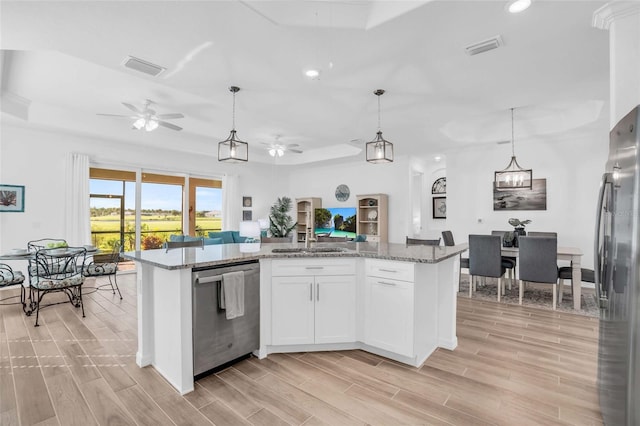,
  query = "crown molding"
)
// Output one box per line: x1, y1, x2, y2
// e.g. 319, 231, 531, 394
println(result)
593, 2, 640, 30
